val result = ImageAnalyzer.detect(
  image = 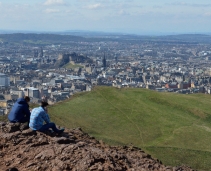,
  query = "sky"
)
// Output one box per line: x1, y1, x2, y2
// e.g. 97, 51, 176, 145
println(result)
0, 0, 211, 35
